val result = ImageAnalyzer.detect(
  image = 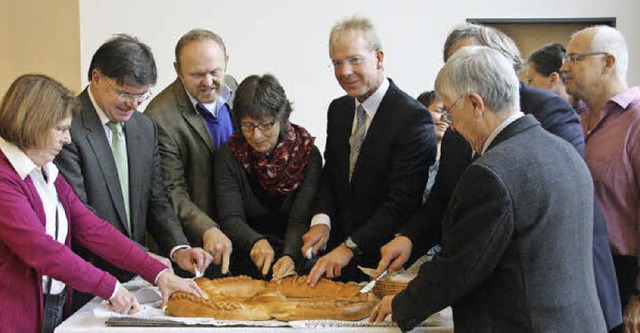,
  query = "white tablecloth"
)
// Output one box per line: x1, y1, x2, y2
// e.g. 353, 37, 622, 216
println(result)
55, 277, 453, 333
